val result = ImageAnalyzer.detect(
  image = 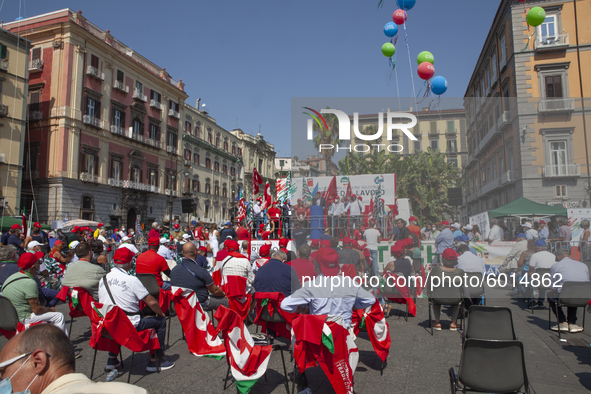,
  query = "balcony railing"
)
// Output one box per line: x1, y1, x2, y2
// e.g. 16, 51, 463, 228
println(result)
497, 111, 511, 130
0, 105, 7, 118
79, 173, 100, 183
539, 98, 575, 113
535, 33, 569, 51
133, 88, 147, 102
107, 178, 124, 187
113, 80, 129, 94
82, 115, 102, 128
543, 164, 581, 178
480, 177, 501, 196
476, 124, 501, 156
165, 189, 179, 197
145, 138, 161, 149
110, 125, 126, 136
29, 111, 43, 120
86, 65, 104, 81
108, 178, 161, 193
501, 170, 515, 184
168, 109, 180, 119
150, 100, 162, 110
28, 59, 43, 72
0, 59, 8, 71
184, 159, 192, 166
166, 145, 179, 155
